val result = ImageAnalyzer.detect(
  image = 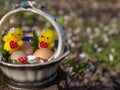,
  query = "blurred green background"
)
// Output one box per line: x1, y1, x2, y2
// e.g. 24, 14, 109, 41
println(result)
0, 0, 120, 89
